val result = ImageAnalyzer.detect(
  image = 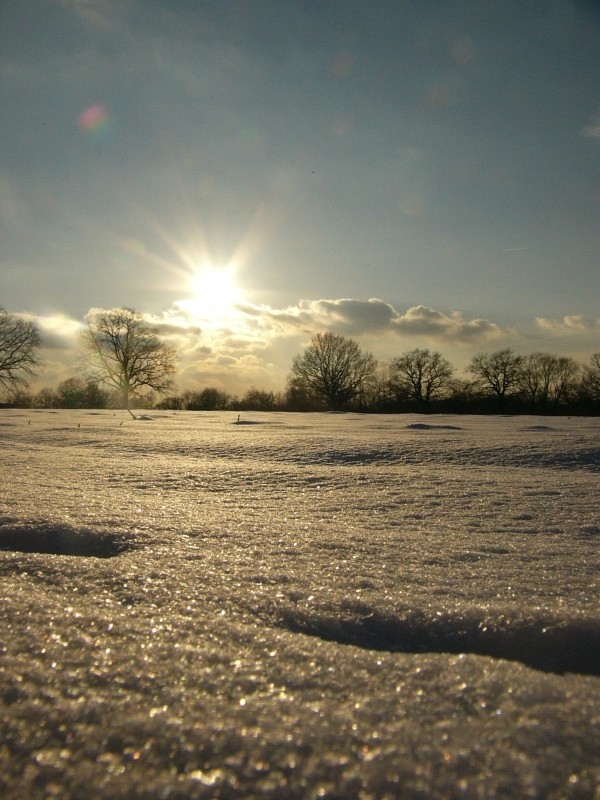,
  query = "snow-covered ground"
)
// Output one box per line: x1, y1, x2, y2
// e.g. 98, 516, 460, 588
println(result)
1, 409, 599, 799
